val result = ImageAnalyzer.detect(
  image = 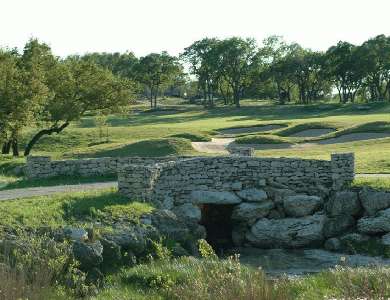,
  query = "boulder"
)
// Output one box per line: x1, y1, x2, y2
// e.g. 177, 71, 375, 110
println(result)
265, 188, 296, 205
359, 189, 390, 216
323, 215, 356, 238
63, 228, 88, 241
231, 201, 274, 223
150, 210, 191, 242
173, 203, 201, 222
324, 238, 342, 251
283, 195, 323, 217
190, 190, 241, 204
247, 214, 326, 248
103, 226, 149, 255
73, 241, 103, 270
339, 233, 383, 256
357, 208, 390, 234
100, 238, 122, 268
236, 188, 268, 202
382, 233, 390, 246
325, 191, 361, 217
232, 226, 248, 246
